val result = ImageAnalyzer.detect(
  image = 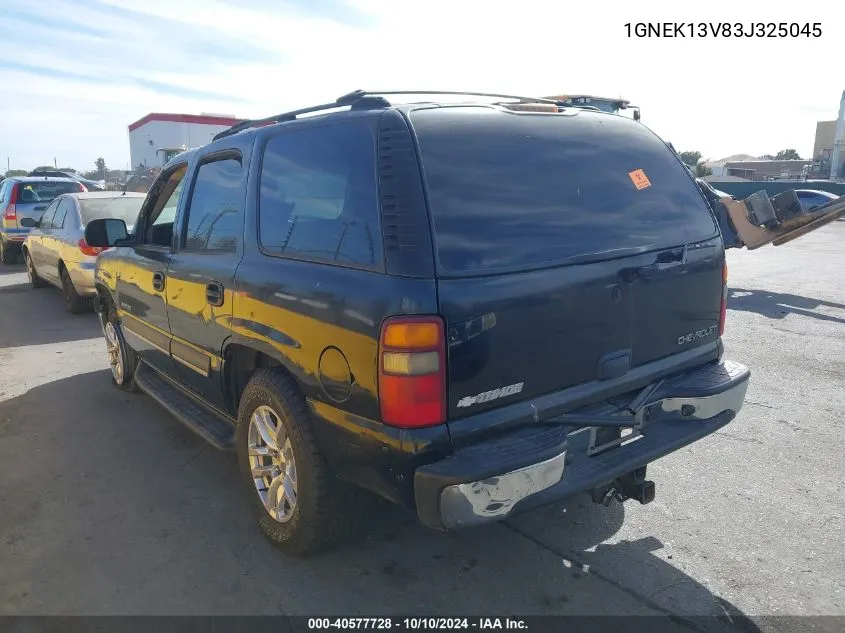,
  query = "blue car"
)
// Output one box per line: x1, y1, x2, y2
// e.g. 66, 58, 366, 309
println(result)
795, 189, 840, 212
0, 177, 85, 263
